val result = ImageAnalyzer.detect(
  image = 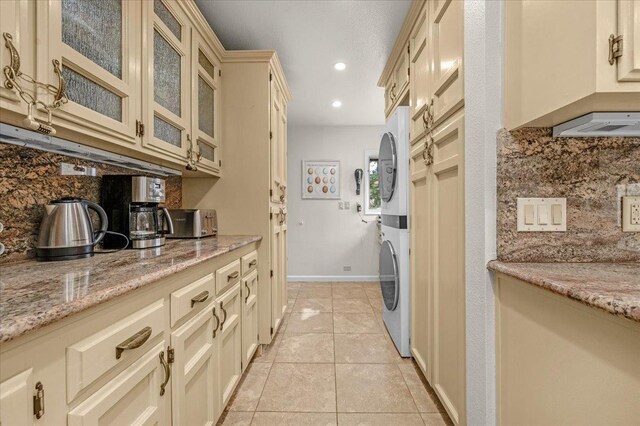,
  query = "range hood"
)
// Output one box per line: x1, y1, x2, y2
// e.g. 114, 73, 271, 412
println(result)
553, 112, 640, 137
